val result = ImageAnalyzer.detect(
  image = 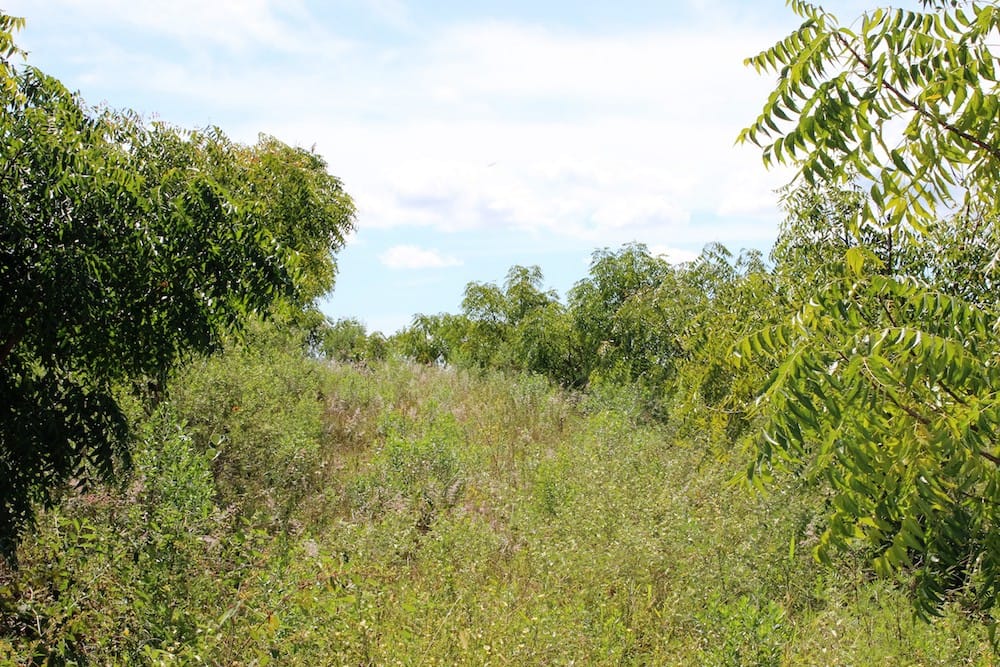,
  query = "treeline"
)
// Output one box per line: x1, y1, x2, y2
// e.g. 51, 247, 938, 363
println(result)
321, 171, 1000, 620
319, 186, 846, 441
325, 181, 996, 452
327, 242, 770, 435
